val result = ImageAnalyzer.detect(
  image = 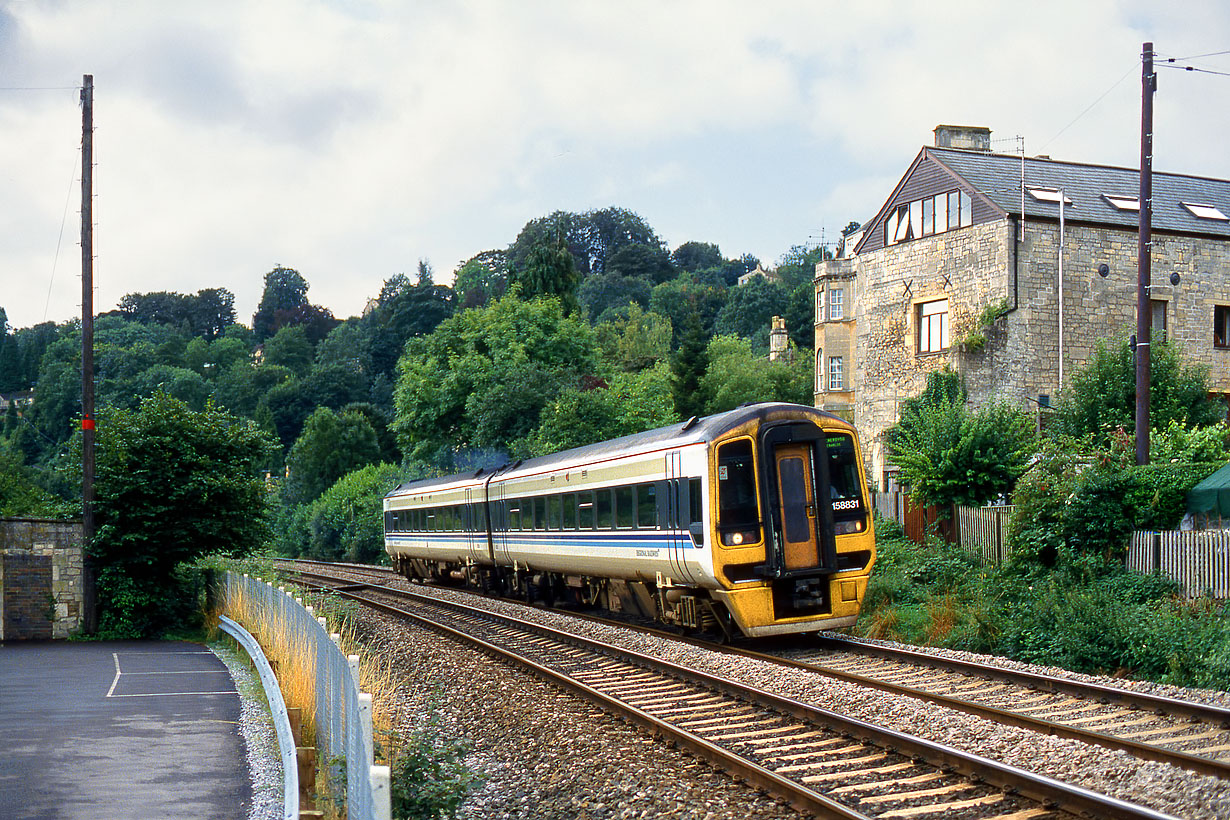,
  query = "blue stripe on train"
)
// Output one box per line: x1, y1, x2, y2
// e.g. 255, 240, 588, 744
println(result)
385, 530, 695, 549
